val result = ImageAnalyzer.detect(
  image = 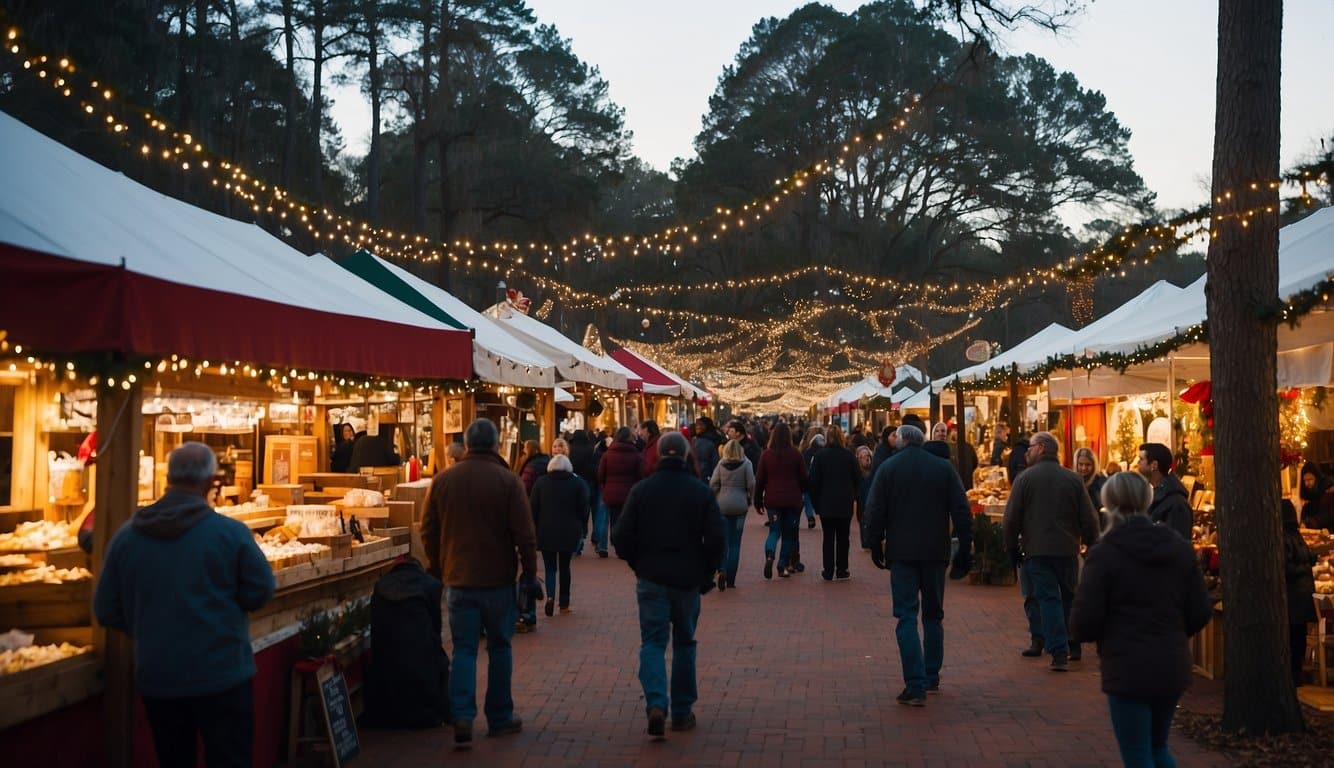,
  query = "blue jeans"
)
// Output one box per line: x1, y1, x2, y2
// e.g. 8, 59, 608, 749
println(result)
1024, 556, 1078, 657
764, 506, 801, 565
722, 514, 745, 580
636, 579, 701, 718
803, 492, 815, 522
446, 585, 517, 726
890, 561, 946, 693
1107, 693, 1180, 767
592, 495, 609, 553
1019, 562, 1044, 643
